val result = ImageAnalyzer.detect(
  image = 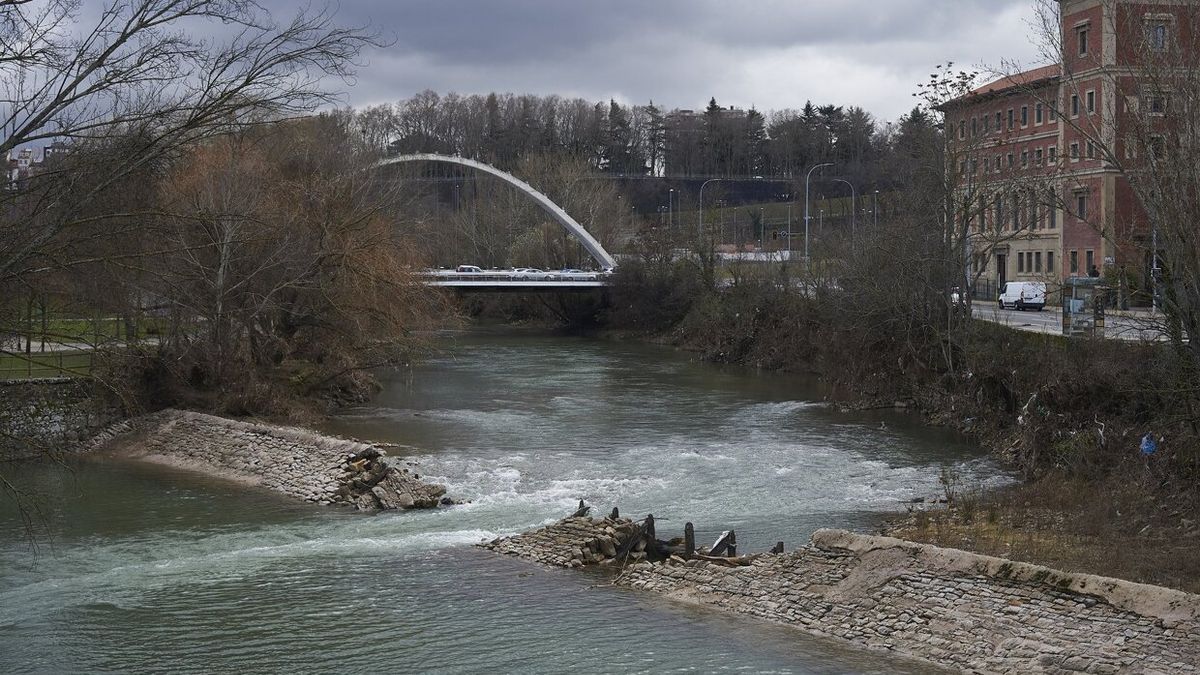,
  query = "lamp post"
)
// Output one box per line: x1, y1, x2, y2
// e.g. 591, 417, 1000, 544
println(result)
698, 178, 723, 241
786, 198, 793, 259
1152, 220, 1160, 313
805, 163, 833, 263
669, 188, 675, 231
873, 190, 880, 229
831, 178, 857, 242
